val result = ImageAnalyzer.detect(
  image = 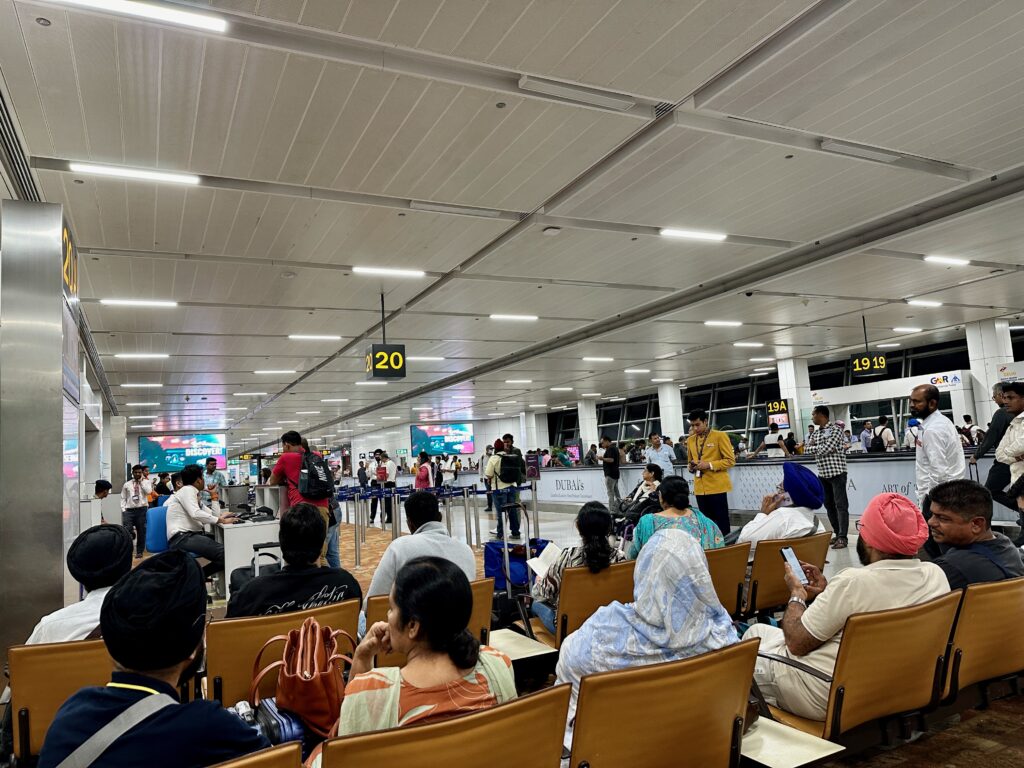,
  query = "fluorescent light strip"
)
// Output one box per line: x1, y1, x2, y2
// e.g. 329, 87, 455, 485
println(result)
254, 369, 296, 375
69, 162, 199, 185
321, 398, 349, 402
355, 381, 387, 386
659, 228, 727, 242
704, 320, 742, 327
582, 357, 614, 362
733, 342, 764, 348
296, 411, 320, 415
550, 387, 573, 391
754, 368, 775, 372
581, 393, 602, 397
225, 407, 247, 411
352, 266, 425, 278
100, 299, 177, 308
749, 372, 769, 377
488, 413, 505, 416
893, 327, 922, 333
505, 379, 532, 384
289, 334, 341, 341
125, 402, 160, 406
490, 314, 538, 321
452, 396, 476, 400
276, 421, 298, 425
53, 0, 227, 30
115, 353, 169, 359
623, 368, 650, 374
128, 415, 155, 420
528, 404, 547, 408
906, 299, 942, 307
121, 383, 162, 388
877, 343, 901, 348
749, 357, 775, 362
381, 416, 401, 420
923, 255, 970, 266
233, 392, 268, 397
651, 378, 673, 383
